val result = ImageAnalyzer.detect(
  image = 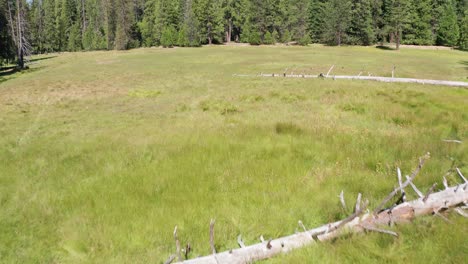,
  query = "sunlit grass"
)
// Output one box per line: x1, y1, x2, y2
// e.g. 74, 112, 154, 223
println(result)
0, 45, 467, 263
